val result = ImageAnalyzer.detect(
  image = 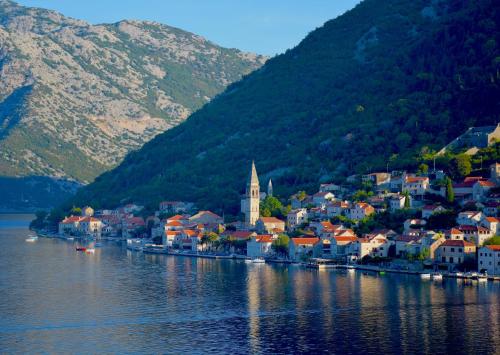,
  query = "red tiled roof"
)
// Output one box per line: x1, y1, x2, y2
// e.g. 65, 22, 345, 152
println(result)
485, 245, 500, 251
476, 180, 496, 187
259, 217, 284, 224
61, 216, 83, 223
485, 217, 500, 223
440, 240, 475, 247
333, 236, 357, 242
166, 220, 183, 227
256, 235, 273, 243
292, 237, 319, 245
